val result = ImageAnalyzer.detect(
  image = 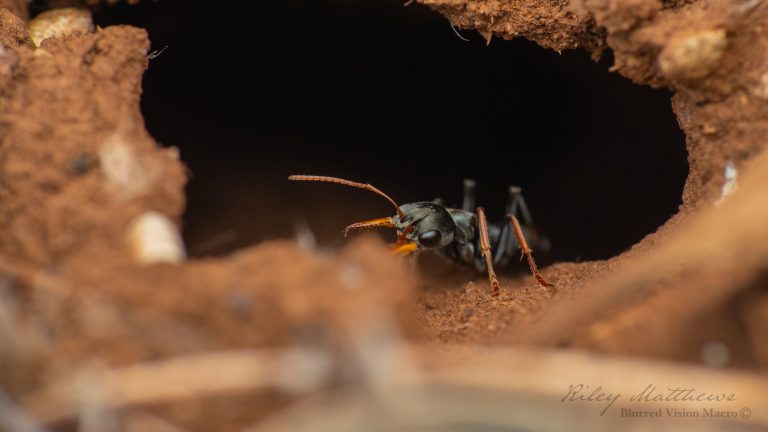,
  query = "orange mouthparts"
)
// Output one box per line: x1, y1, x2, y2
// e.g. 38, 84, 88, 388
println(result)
392, 241, 418, 255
